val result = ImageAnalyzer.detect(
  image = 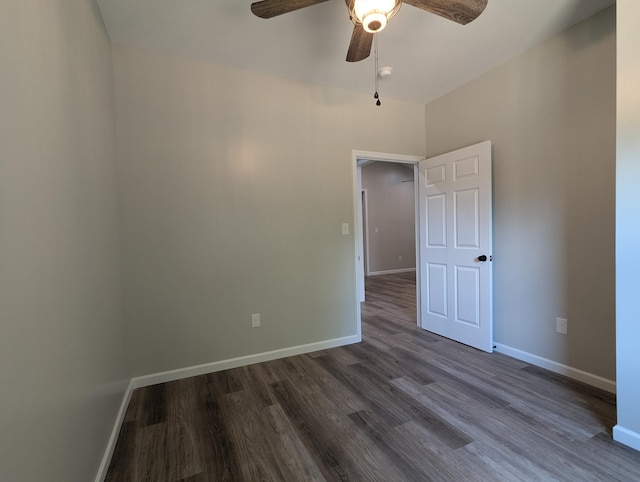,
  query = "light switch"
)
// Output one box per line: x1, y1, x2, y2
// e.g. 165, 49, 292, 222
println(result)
342, 223, 349, 235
